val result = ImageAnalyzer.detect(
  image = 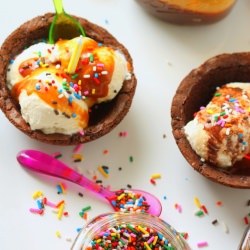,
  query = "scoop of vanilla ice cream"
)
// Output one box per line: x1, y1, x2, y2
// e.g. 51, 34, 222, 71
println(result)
184, 82, 250, 168
7, 37, 130, 135
19, 89, 88, 134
